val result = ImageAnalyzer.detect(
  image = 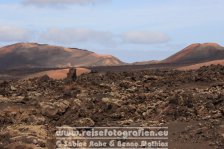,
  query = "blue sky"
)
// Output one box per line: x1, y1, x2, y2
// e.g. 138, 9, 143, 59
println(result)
0, 0, 224, 62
